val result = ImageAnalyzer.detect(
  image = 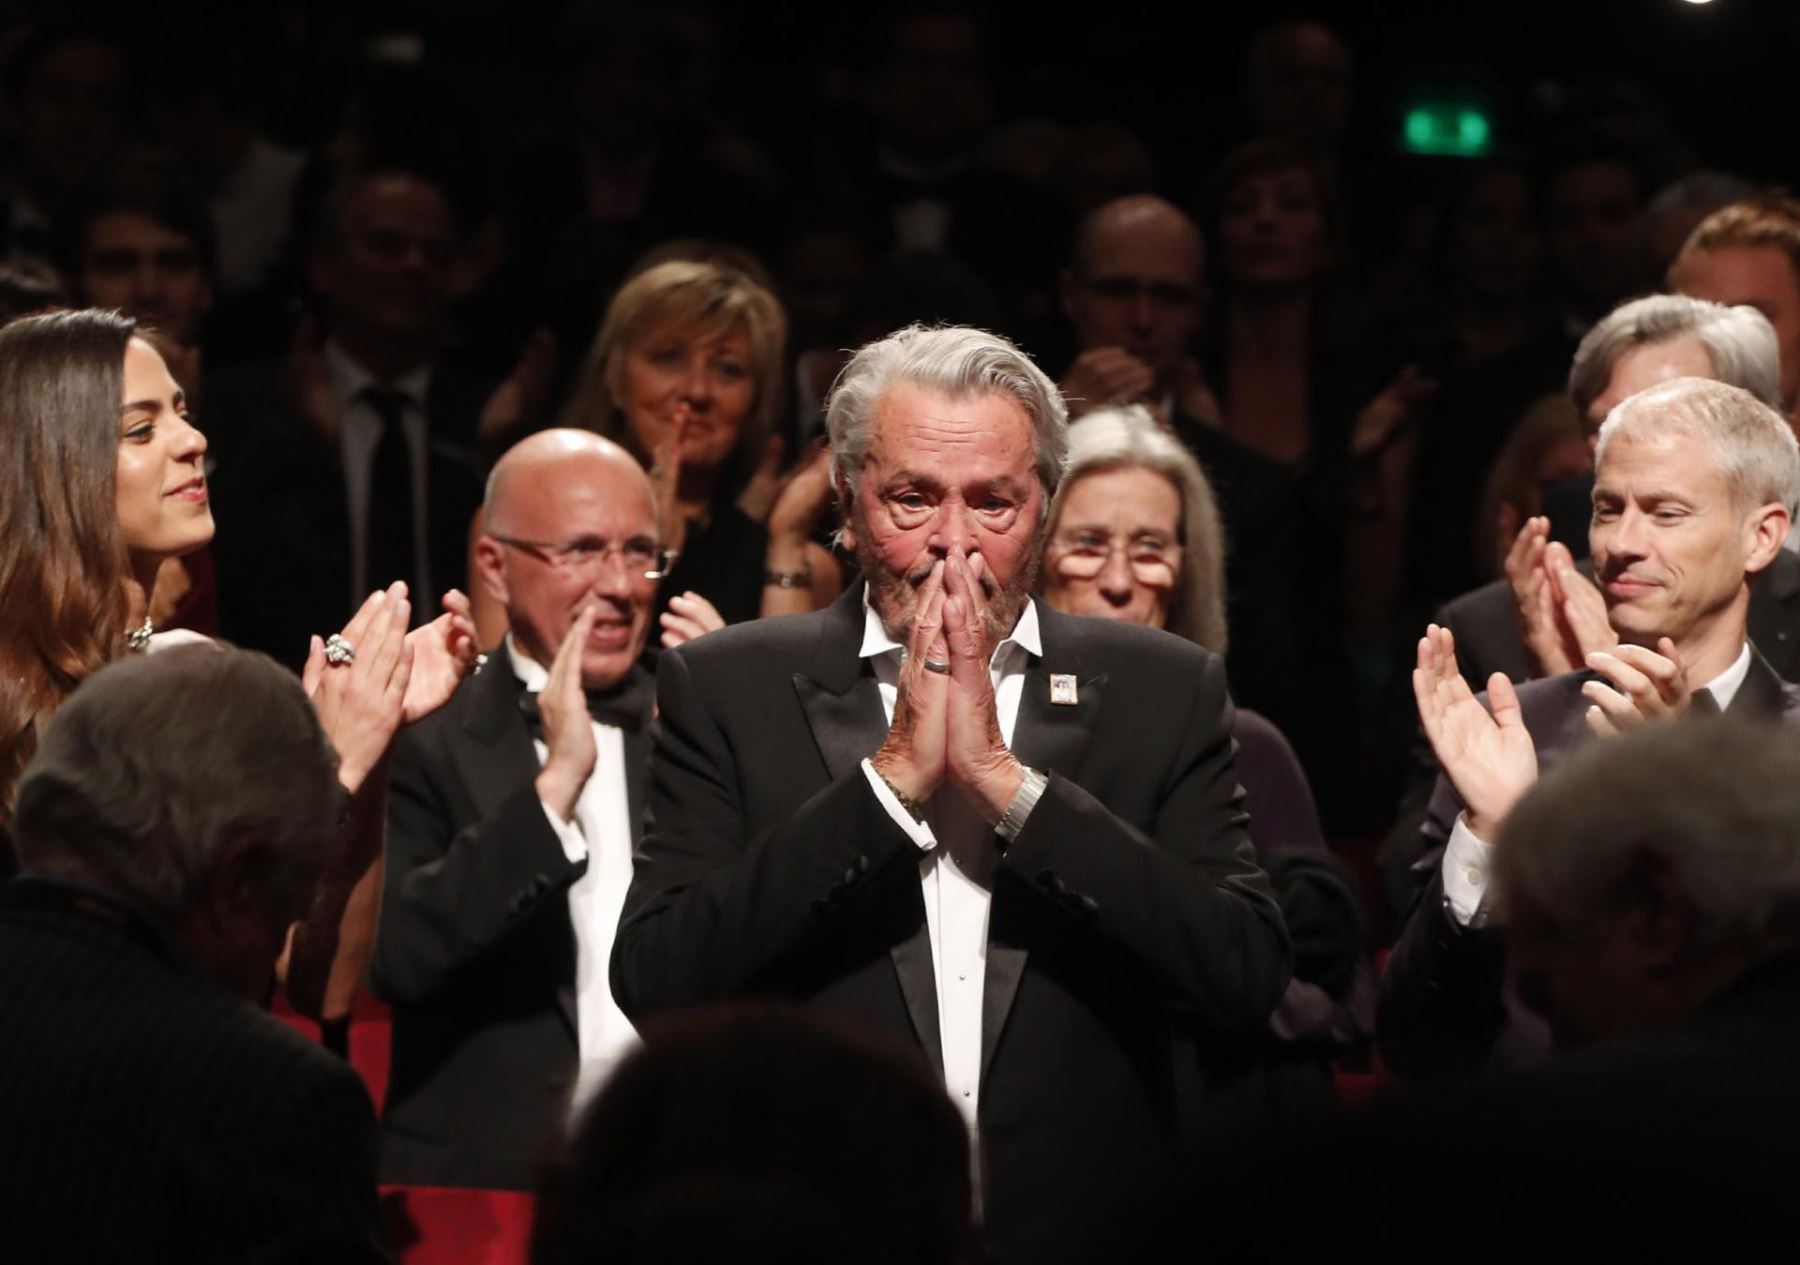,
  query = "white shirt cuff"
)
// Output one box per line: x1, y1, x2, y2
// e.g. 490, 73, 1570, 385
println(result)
539, 799, 589, 864
1441, 814, 1494, 927
859, 759, 937, 851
